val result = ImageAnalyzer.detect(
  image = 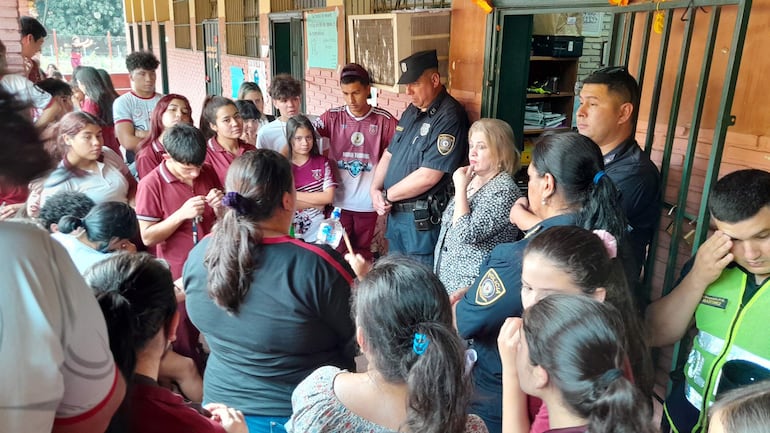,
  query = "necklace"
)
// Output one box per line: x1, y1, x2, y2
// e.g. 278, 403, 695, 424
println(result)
467, 173, 493, 196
